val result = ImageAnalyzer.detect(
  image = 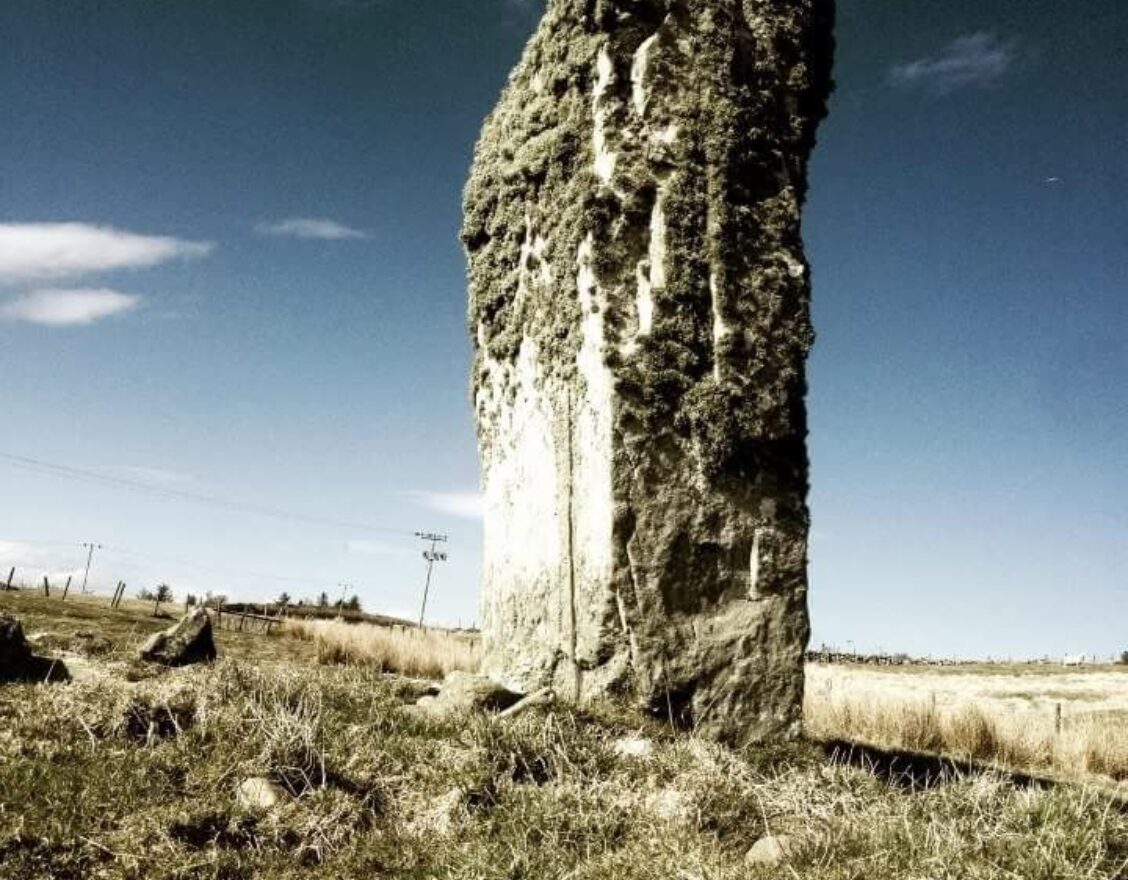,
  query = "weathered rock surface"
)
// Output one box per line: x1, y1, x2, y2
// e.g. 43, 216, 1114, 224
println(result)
137, 608, 217, 667
463, 0, 834, 743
